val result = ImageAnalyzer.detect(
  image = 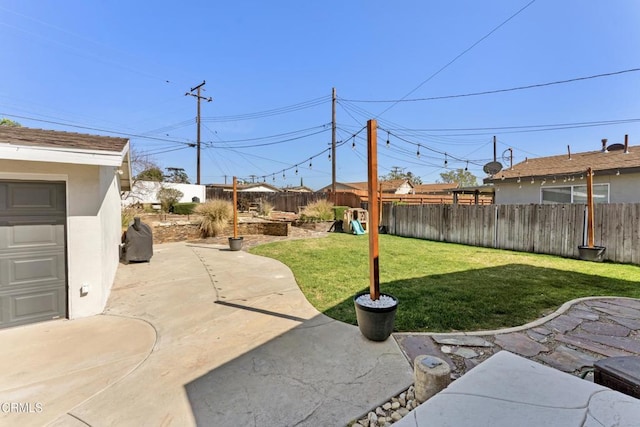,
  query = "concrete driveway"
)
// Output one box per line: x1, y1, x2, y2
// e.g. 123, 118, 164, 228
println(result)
0, 242, 412, 426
